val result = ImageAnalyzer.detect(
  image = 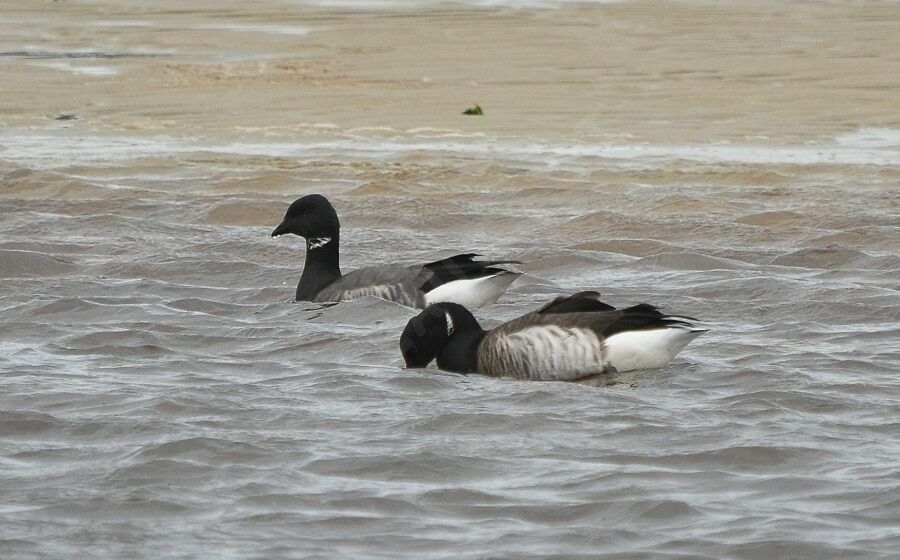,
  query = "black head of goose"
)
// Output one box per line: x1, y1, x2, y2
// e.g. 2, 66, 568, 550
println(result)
271, 194, 521, 308
400, 291, 708, 381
